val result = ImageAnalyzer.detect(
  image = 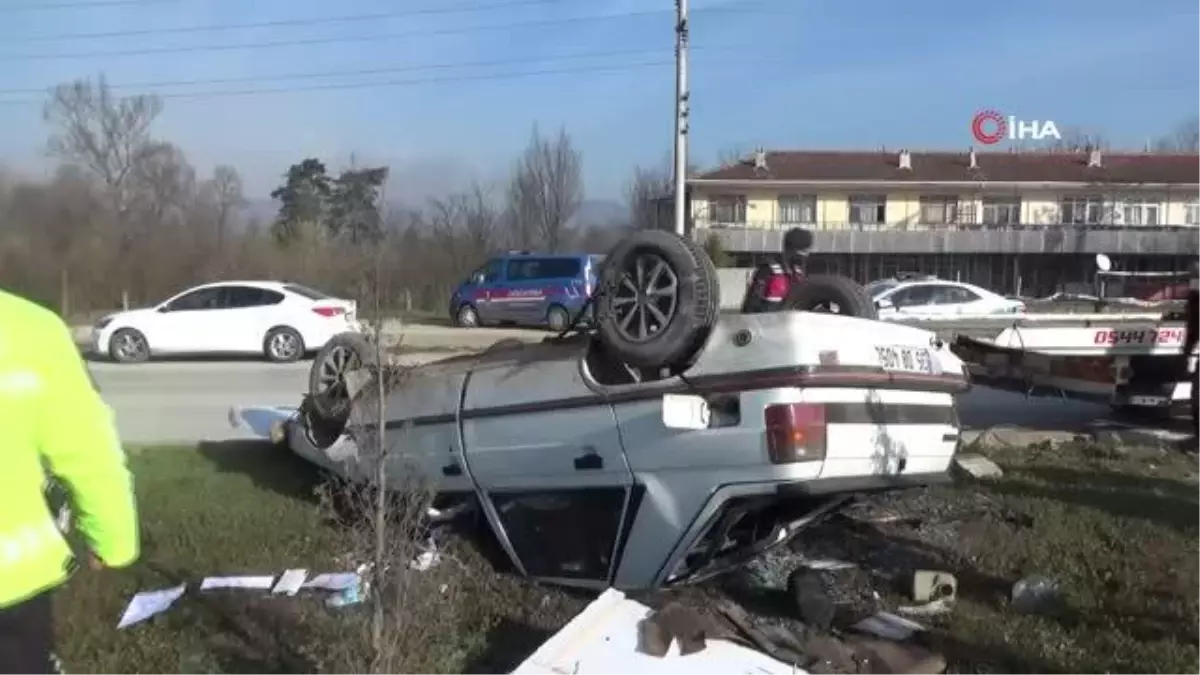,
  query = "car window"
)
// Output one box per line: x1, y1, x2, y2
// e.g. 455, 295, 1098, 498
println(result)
891, 284, 935, 307
165, 287, 223, 311
226, 286, 285, 308
932, 286, 981, 304
535, 258, 583, 279
482, 259, 505, 283
283, 283, 331, 300
865, 280, 898, 297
